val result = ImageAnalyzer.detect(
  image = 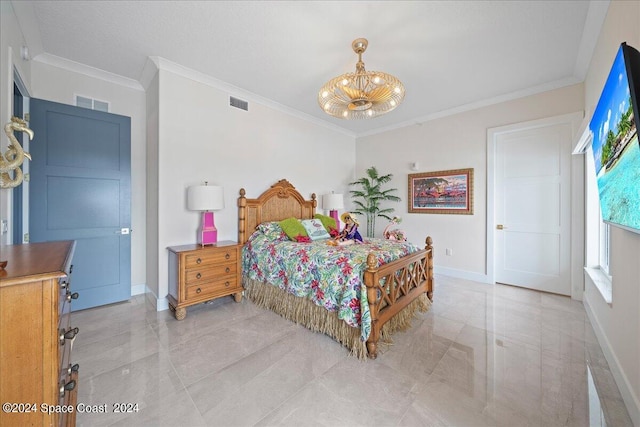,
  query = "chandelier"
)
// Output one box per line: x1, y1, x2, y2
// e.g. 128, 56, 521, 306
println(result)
318, 38, 405, 120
